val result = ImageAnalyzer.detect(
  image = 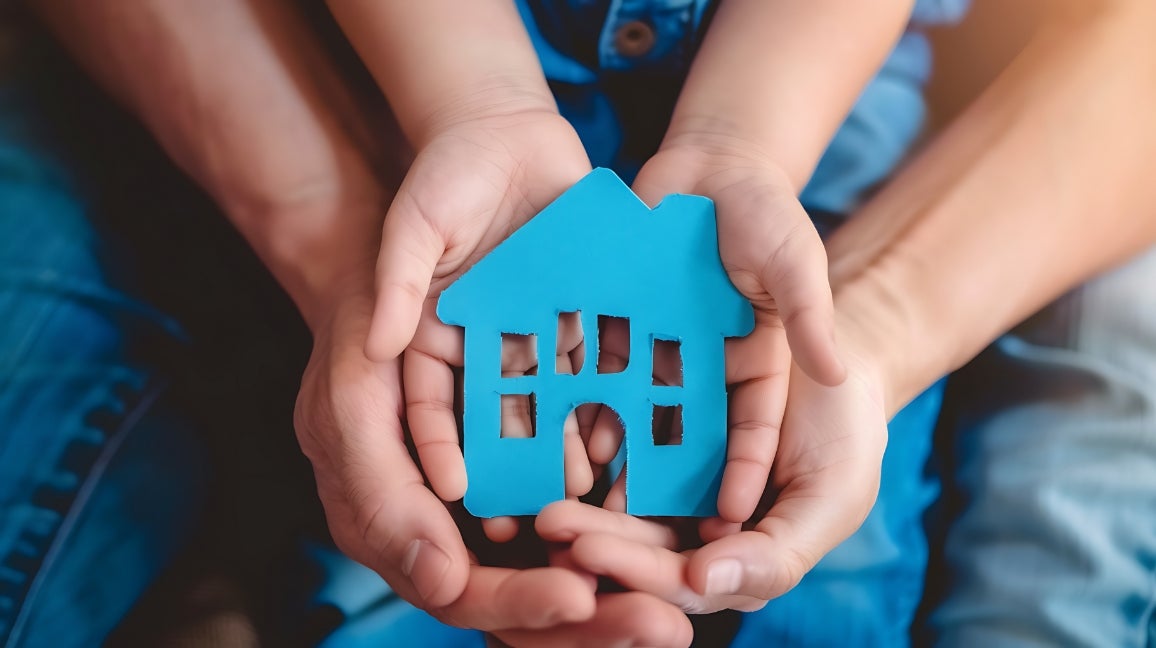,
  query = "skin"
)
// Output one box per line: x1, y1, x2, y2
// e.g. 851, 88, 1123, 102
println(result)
35, 0, 1153, 642
30, 1, 679, 644
32, 0, 922, 643
540, 0, 1156, 615
324, 3, 914, 612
